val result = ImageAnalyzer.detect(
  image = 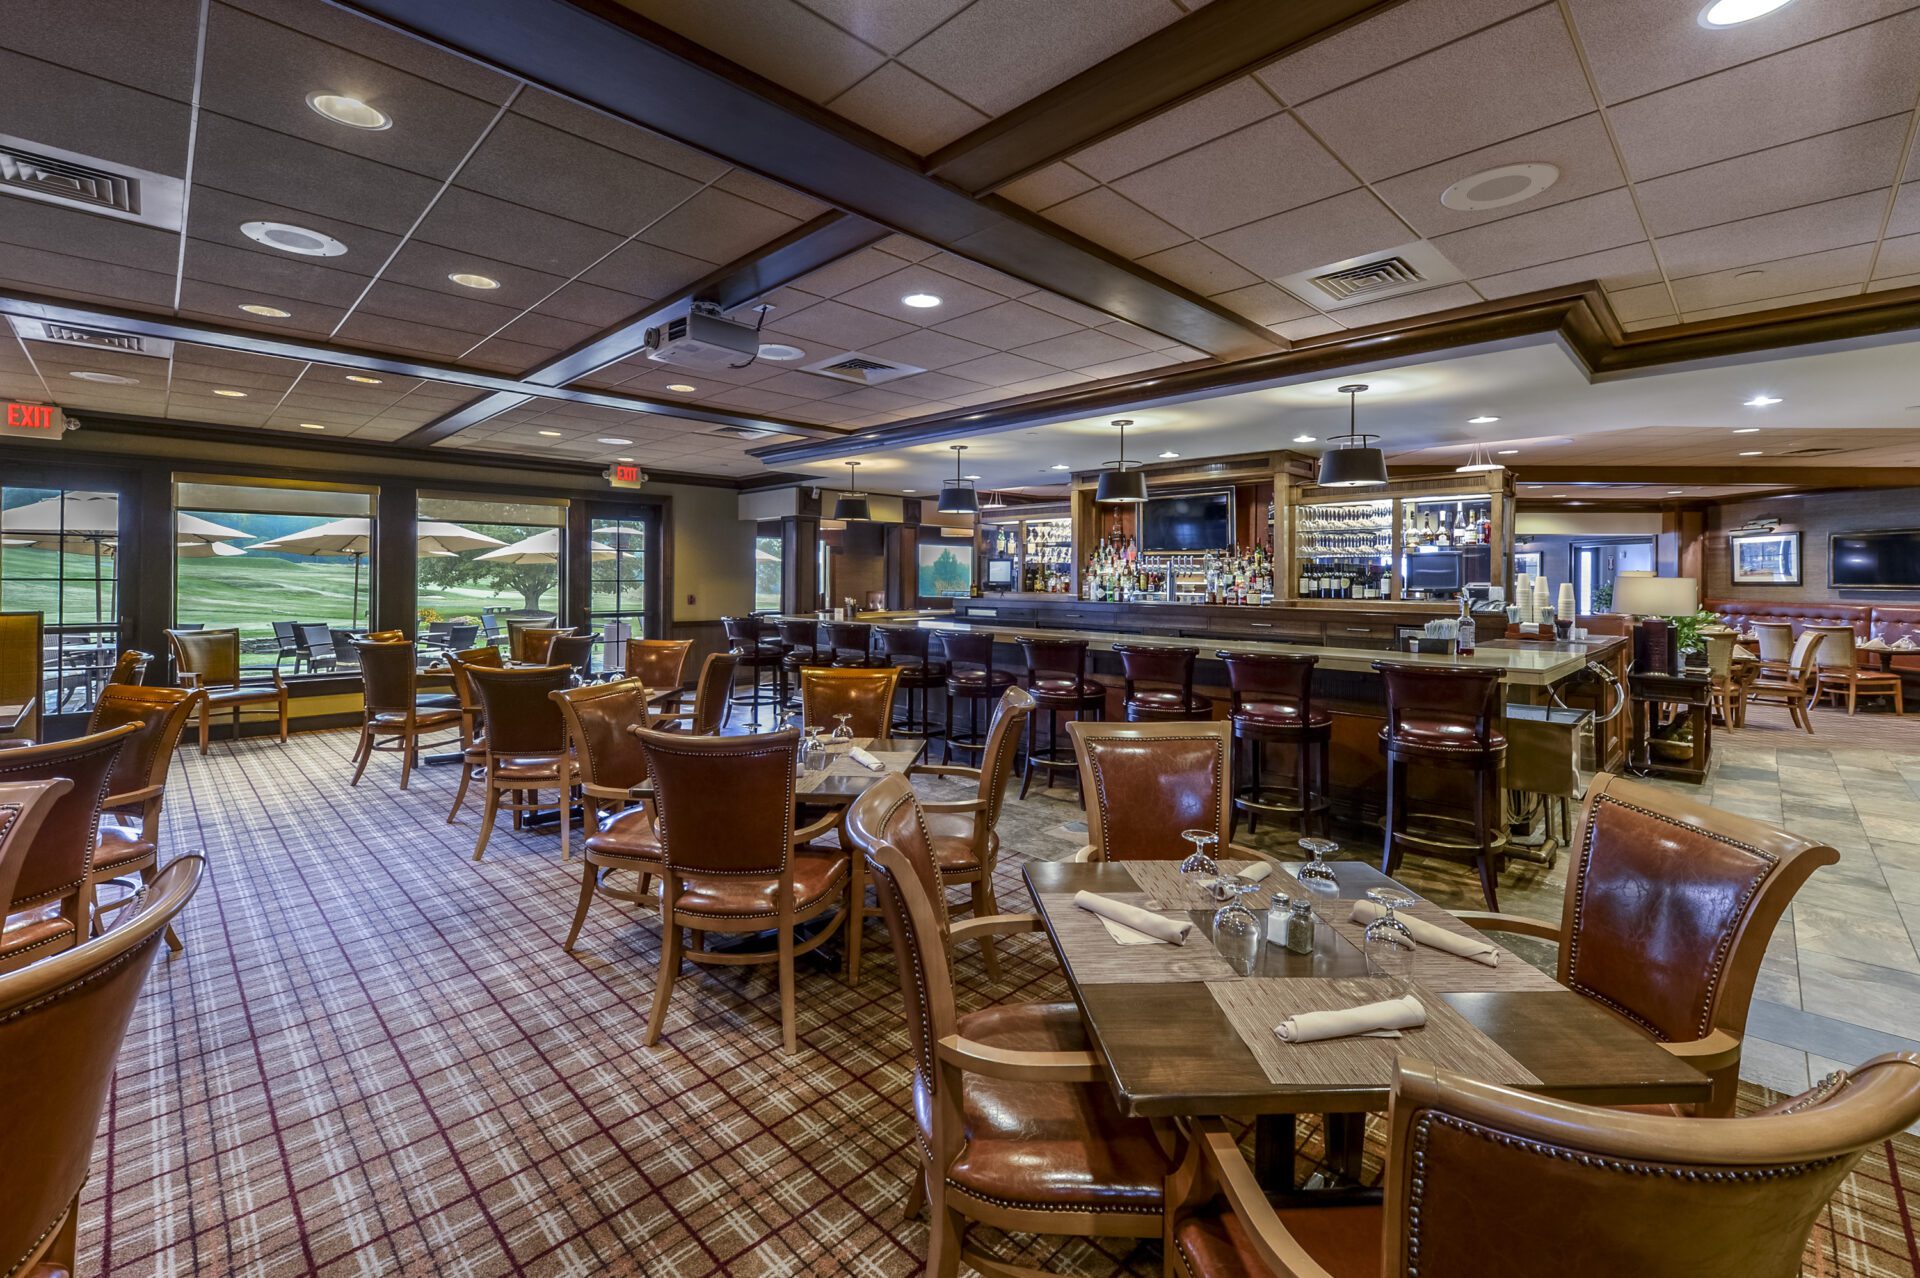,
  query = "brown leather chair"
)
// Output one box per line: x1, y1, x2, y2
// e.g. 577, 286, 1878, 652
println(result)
823, 620, 873, 667
722, 615, 785, 724
0, 856, 204, 1278
846, 772, 1172, 1275
1749, 629, 1824, 733
167, 627, 288, 754
350, 640, 462, 790
875, 624, 946, 736
1017, 637, 1105, 798
1218, 651, 1330, 838
0, 780, 70, 924
0, 724, 138, 973
904, 687, 1033, 979
625, 638, 692, 700
1374, 661, 1508, 909
443, 646, 506, 820
630, 727, 846, 1054
1067, 719, 1253, 862
1462, 771, 1838, 1117
83, 684, 201, 949
511, 624, 573, 664
107, 649, 152, 686
554, 680, 662, 952
650, 651, 737, 736
1807, 622, 1903, 715
543, 631, 599, 680
1114, 643, 1211, 721
776, 619, 824, 709
941, 630, 1016, 764
465, 664, 576, 862
800, 666, 901, 737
